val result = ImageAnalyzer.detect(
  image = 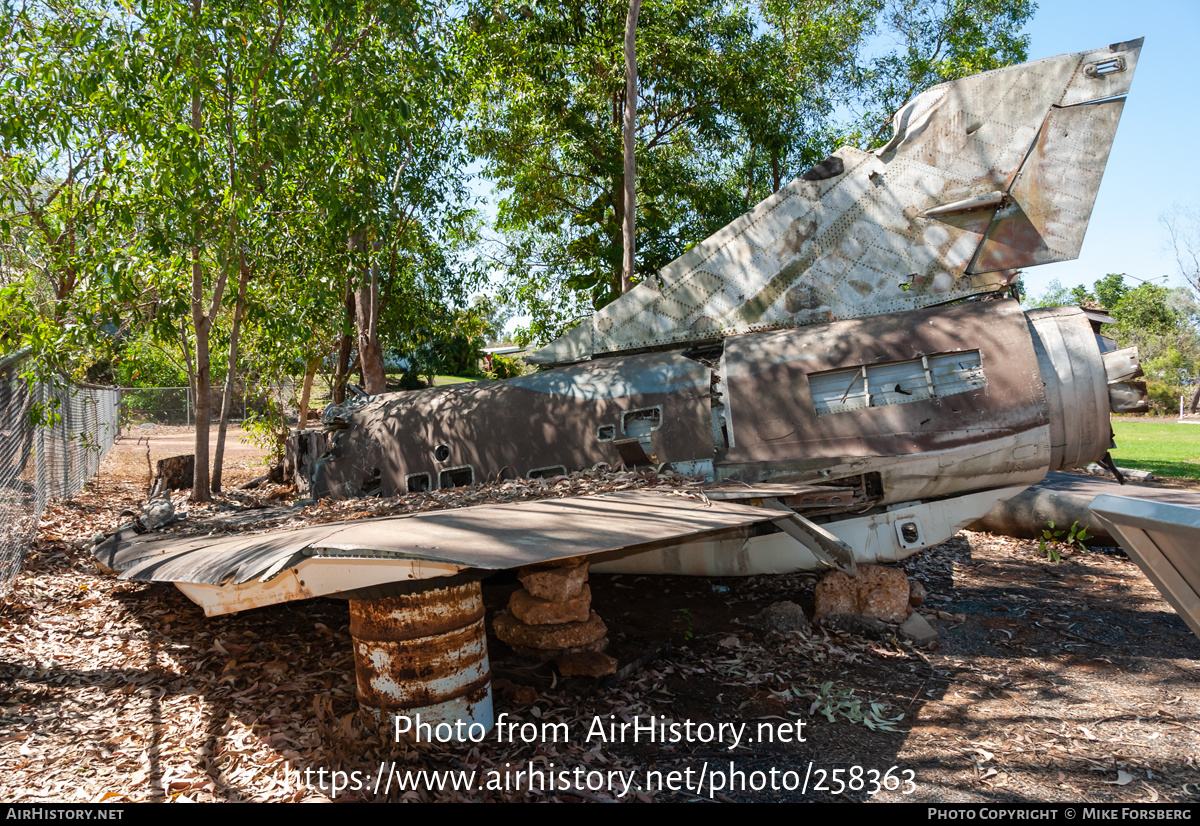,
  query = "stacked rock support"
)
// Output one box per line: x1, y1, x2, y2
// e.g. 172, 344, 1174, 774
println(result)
494, 557, 617, 676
